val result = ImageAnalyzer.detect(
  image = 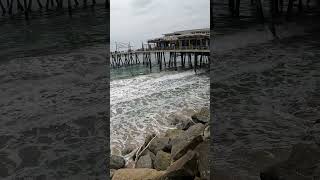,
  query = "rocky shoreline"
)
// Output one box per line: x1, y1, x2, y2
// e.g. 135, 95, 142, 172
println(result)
110, 107, 210, 180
